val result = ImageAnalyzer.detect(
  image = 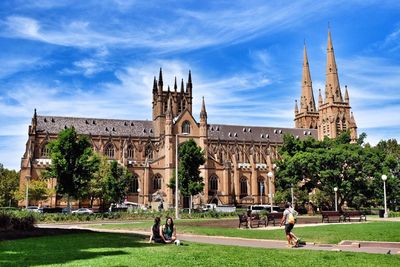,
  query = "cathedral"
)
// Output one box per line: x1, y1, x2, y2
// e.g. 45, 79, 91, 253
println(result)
19, 30, 357, 209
